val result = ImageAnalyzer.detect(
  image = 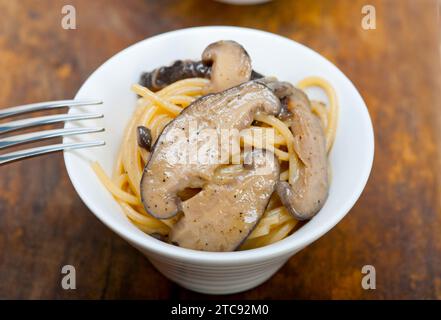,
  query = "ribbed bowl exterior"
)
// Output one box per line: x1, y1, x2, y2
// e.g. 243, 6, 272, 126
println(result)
144, 252, 294, 294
